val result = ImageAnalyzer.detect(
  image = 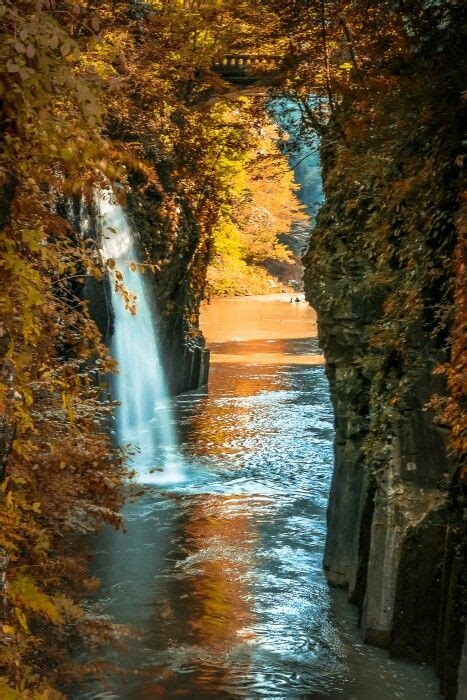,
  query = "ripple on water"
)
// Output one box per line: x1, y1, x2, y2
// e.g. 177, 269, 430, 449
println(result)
75, 355, 439, 699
